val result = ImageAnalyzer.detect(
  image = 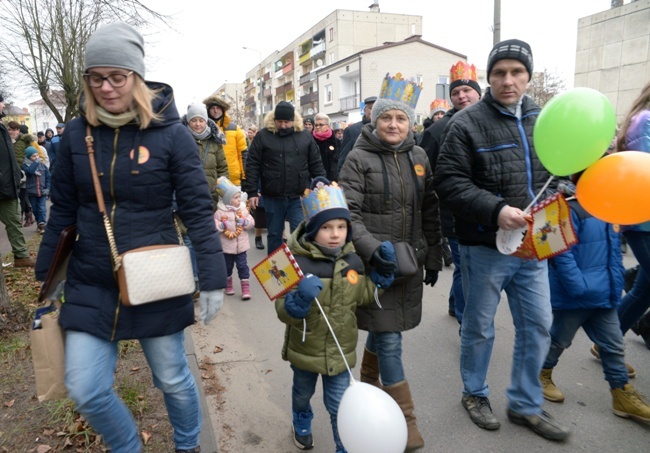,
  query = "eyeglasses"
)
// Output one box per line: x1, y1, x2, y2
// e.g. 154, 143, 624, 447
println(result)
83, 71, 134, 88
314, 123, 328, 128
